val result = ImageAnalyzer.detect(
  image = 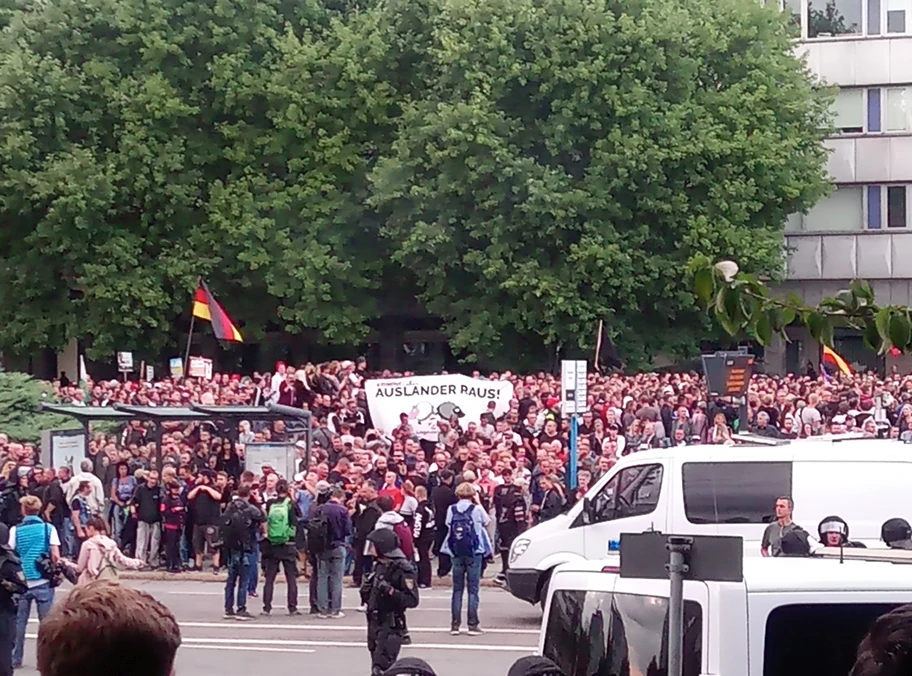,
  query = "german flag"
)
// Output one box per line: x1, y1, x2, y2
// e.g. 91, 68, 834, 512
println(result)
192, 280, 243, 342
821, 344, 852, 376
